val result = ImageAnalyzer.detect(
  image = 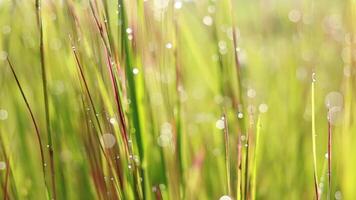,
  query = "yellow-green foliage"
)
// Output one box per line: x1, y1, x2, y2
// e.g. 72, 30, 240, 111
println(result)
0, 0, 356, 199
